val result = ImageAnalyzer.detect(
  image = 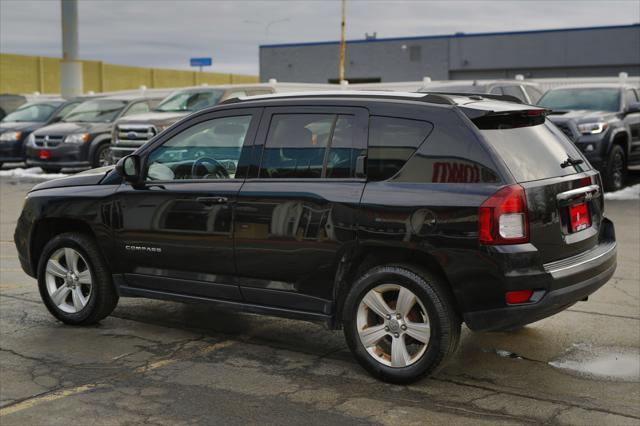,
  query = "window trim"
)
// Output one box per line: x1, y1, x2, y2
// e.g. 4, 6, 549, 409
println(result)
139, 108, 263, 184
249, 106, 369, 181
